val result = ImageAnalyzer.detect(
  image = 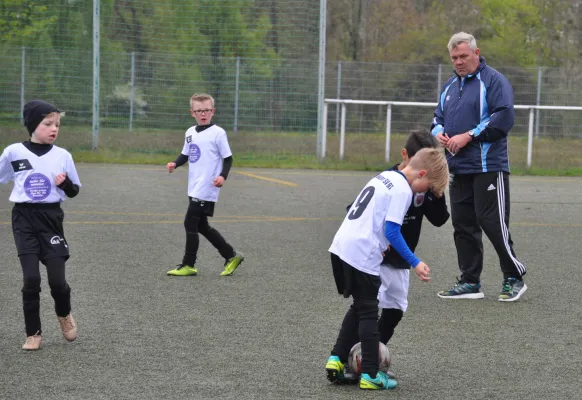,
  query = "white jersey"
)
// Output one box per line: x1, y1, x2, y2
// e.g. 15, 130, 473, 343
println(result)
180, 124, 232, 202
0, 143, 82, 203
329, 170, 412, 276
